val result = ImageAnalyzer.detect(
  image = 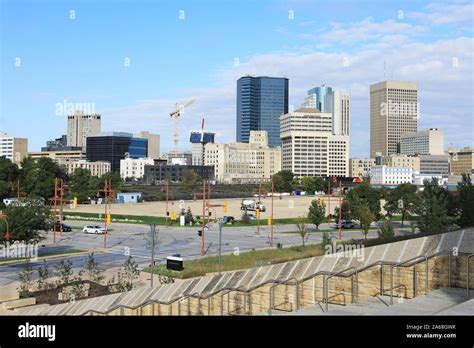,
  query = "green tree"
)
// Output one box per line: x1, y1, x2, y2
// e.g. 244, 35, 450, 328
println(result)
295, 216, 309, 247
268, 173, 286, 192
457, 174, 474, 228
70, 168, 95, 202
19, 156, 65, 199
415, 178, 449, 233
358, 203, 375, 240
184, 207, 194, 224
384, 183, 418, 226
182, 170, 200, 191
36, 260, 51, 290
301, 177, 315, 194
308, 200, 326, 229
347, 181, 381, 220
271, 170, 294, 192
0, 157, 20, 182
18, 260, 34, 296
116, 256, 140, 292
313, 177, 326, 193
100, 171, 123, 193
377, 219, 395, 238
85, 252, 104, 283
0, 199, 50, 245
334, 199, 351, 221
